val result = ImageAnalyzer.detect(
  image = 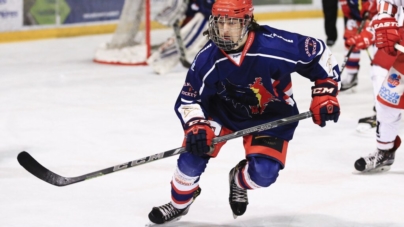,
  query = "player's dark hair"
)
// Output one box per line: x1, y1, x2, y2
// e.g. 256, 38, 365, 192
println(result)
248, 17, 260, 31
